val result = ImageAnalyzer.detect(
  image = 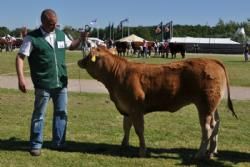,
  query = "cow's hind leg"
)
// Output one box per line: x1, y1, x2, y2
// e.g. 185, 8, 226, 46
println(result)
208, 109, 220, 158
195, 107, 214, 159
121, 116, 132, 147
